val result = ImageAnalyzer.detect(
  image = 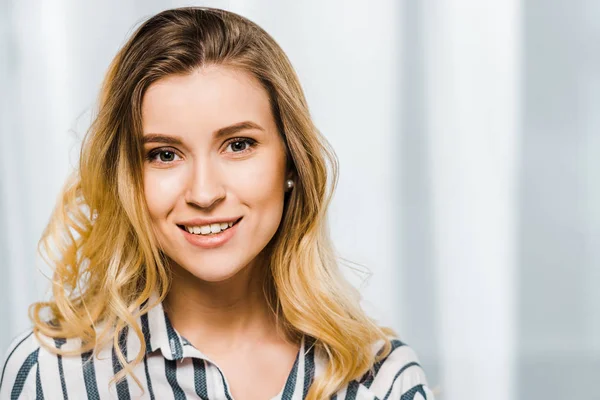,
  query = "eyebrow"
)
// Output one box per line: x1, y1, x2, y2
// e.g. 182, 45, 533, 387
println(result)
215, 121, 264, 139
142, 121, 265, 145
